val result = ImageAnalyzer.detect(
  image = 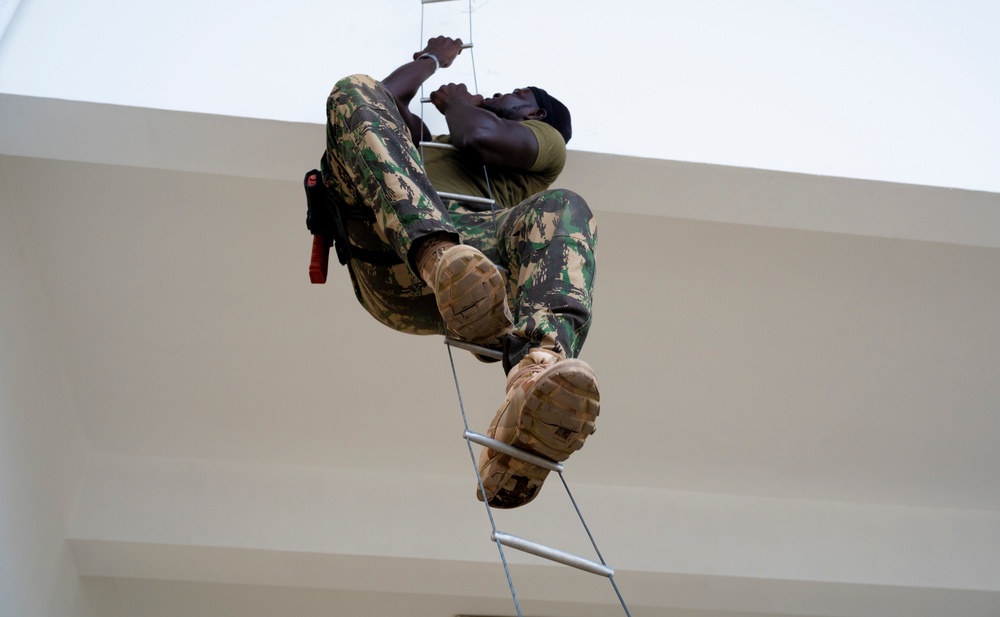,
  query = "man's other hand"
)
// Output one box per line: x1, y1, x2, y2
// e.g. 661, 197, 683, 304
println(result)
414, 36, 464, 68
429, 83, 484, 114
